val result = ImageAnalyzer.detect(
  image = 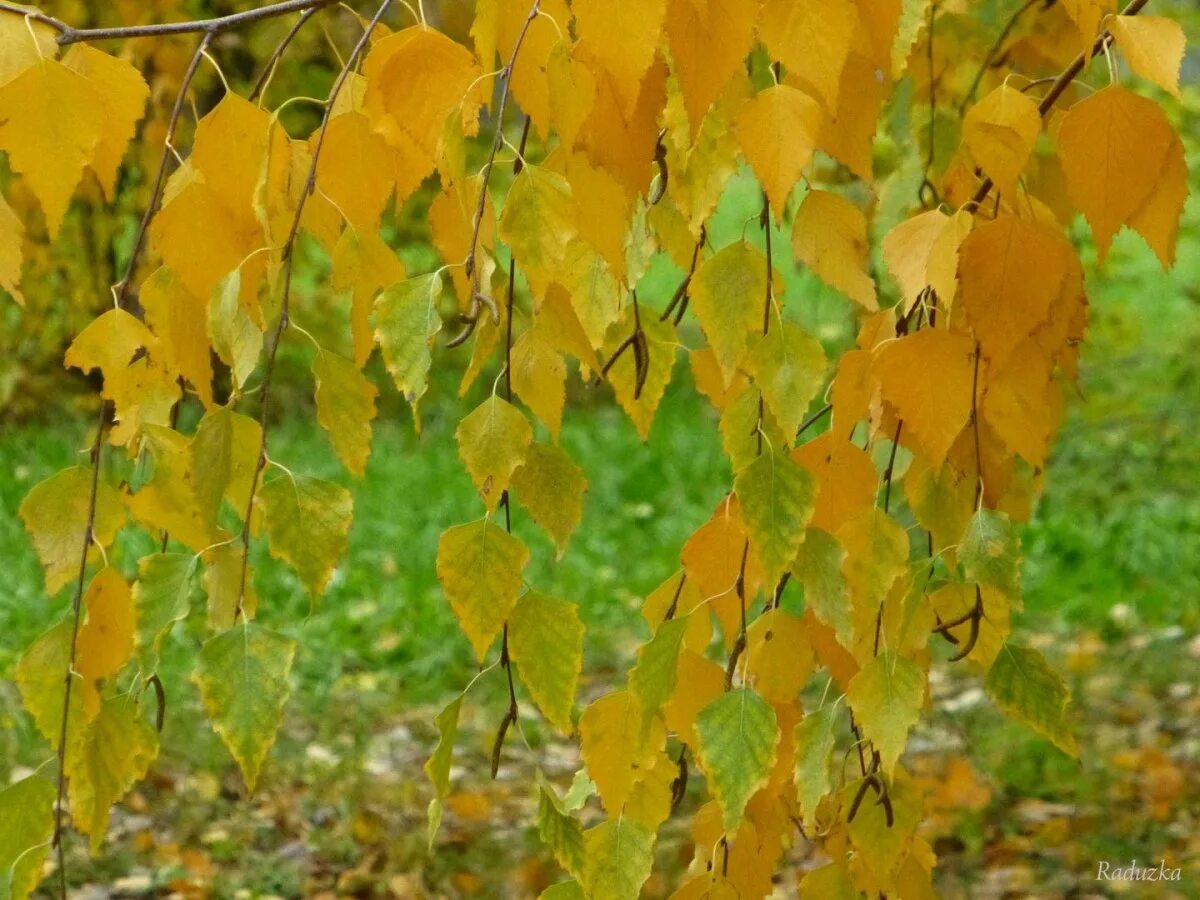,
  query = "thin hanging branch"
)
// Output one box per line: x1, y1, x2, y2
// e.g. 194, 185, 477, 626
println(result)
450, 0, 542, 347
248, 5, 326, 102
966, 0, 1153, 211
236, 0, 393, 613
0, 0, 337, 46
